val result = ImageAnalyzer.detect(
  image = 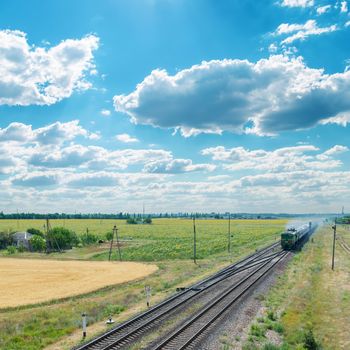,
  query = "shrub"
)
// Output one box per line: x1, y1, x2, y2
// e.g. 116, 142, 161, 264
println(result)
30, 235, 46, 252
47, 227, 79, 250
27, 228, 44, 238
6, 246, 16, 255
105, 231, 113, 241
144, 217, 152, 224
0, 232, 13, 249
17, 244, 27, 252
303, 328, 321, 350
80, 233, 99, 246
126, 218, 137, 224
267, 310, 277, 321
